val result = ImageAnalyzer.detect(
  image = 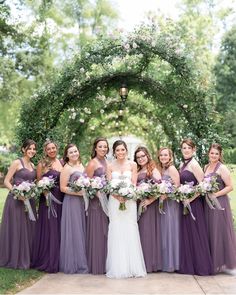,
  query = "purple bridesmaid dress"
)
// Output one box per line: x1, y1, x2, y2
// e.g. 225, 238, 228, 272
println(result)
32, 169, 63, 273
60, 171, 88, 274
160, 173, 180, 272
137, 172, 162, 272
0, 158, 36, 269
86, 163, 108, 274
204, 162, 236, 273
179, 160, 213, 275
